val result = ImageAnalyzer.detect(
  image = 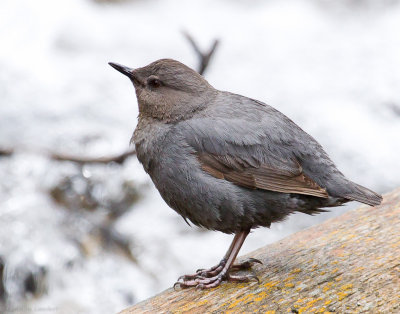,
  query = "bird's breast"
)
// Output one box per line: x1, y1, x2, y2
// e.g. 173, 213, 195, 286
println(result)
133, 118, 172, 174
